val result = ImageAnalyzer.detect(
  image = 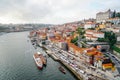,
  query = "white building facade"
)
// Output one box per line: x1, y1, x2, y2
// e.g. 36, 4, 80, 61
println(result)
96, 9, 113, 23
